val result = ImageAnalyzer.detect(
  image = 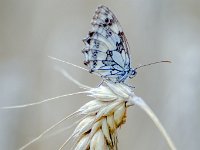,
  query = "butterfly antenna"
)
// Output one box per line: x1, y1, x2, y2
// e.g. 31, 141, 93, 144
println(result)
135, 60, 171, 70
